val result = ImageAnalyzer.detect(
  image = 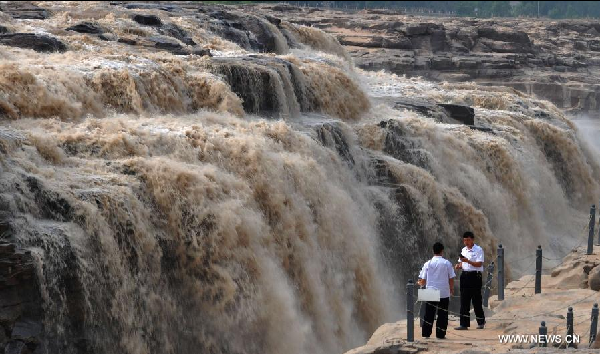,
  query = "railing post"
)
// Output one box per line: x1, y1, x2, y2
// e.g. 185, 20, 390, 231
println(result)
483, 261, 495, 307
539, 321, 547, 347
498, 244, 504, 301
591, 303, 599, 345
419, 301, 425, 328
588, 205, 596, 255
407, 280, 414, 342
567, 307, 574, 348
535, 245, 542, 294
597, 200, 600, 246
